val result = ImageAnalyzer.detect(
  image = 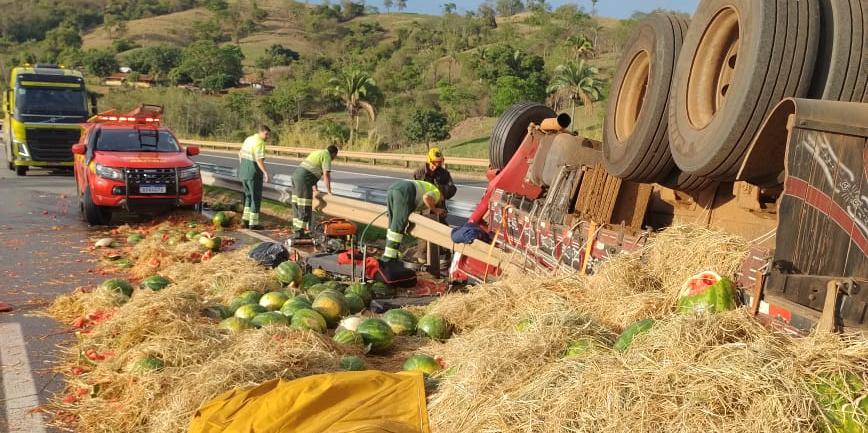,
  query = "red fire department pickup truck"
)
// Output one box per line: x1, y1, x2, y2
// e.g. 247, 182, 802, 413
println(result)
72, 105, 203, 225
